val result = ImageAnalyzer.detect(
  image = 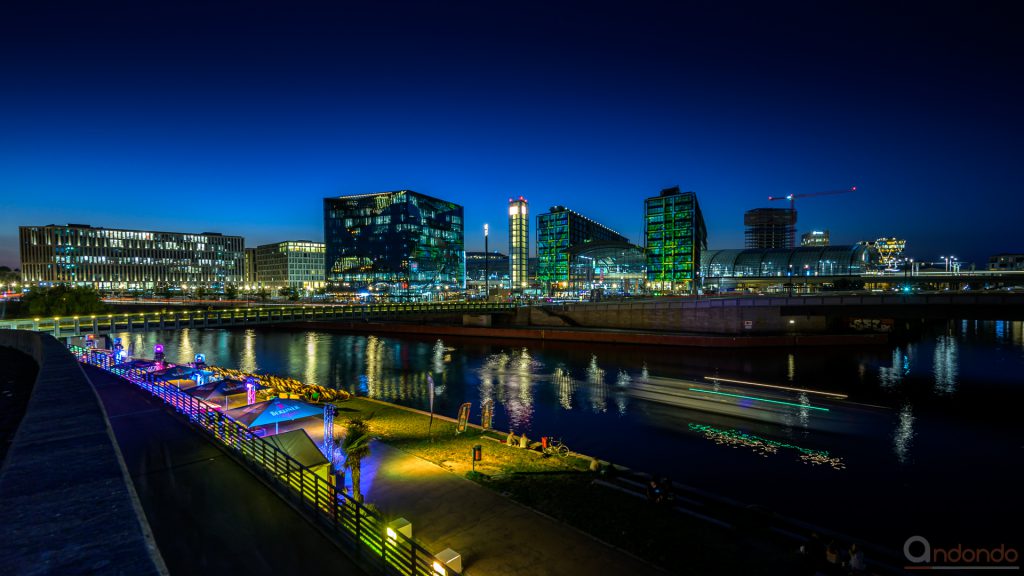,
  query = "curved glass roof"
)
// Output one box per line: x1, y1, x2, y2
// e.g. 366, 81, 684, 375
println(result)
701, 245, 876, 277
